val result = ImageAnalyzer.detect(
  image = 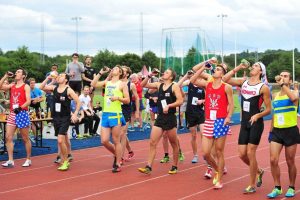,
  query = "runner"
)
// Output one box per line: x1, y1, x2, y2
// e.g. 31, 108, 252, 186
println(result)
91, 65, 130, 173
191, 64, 234, 189
40, 73, 80, 171
0, 69, 32, 168
138, 68, 183, 174
178, 70, 205, 163
267, 71, 299, 198
222, 61, 271, 193
121, 66, 139, 162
